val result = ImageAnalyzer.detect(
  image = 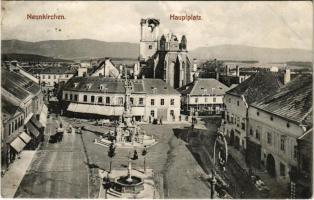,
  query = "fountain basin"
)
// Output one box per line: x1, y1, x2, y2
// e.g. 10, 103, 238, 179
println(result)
112, 176, 144, 194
